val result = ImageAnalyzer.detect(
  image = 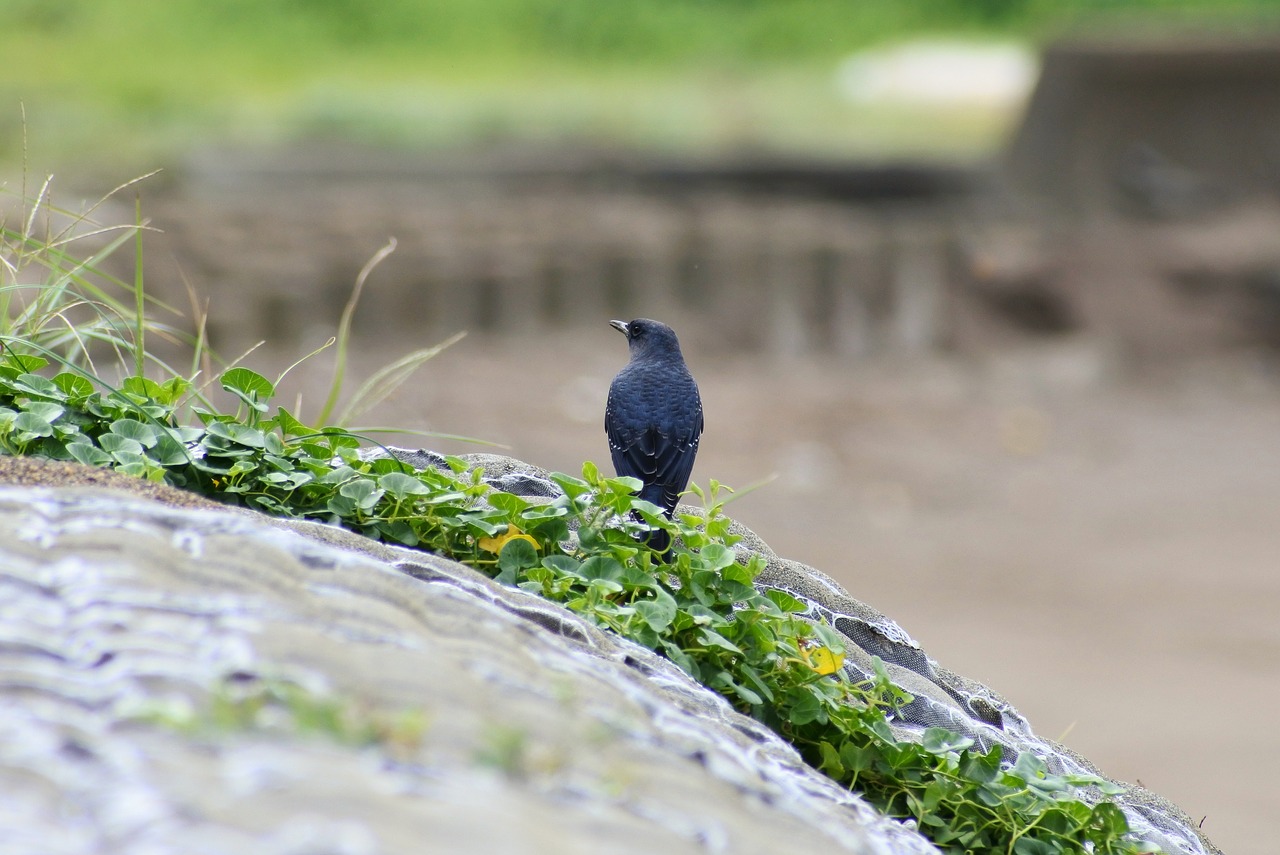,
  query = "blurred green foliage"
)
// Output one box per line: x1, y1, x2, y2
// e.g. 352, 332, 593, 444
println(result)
8, 0, 1277, 71
1, 0, 1278, 165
